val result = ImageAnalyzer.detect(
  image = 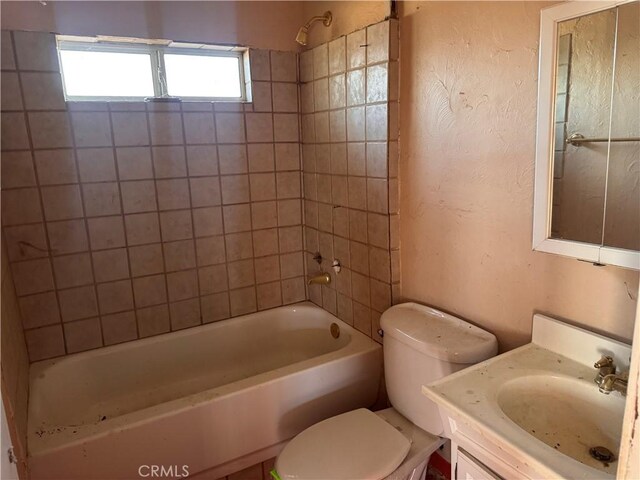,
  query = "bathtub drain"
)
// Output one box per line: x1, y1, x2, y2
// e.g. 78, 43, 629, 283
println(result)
330, 323, 340, 339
